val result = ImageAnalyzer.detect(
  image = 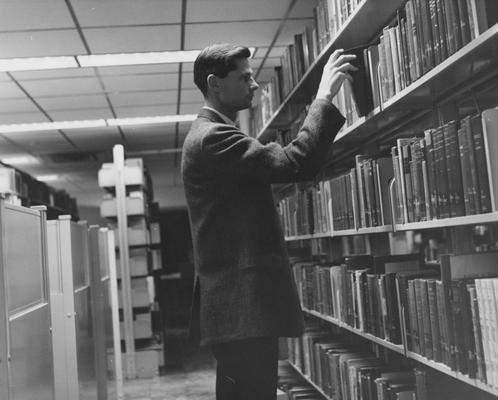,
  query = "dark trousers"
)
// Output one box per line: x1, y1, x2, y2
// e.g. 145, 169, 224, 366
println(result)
211, 336, 278, 400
